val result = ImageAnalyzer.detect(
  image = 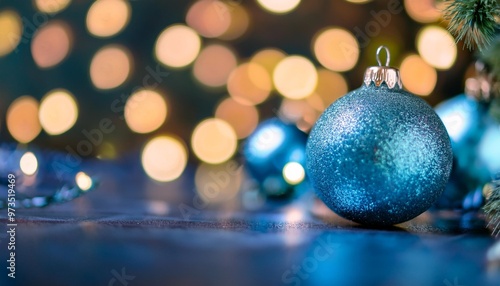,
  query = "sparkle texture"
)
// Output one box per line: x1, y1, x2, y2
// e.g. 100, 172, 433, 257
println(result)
306, 83, 453, 226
